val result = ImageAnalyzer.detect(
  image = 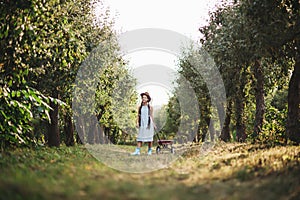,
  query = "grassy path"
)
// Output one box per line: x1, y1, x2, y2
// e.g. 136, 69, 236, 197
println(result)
0, 143, 299, 200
